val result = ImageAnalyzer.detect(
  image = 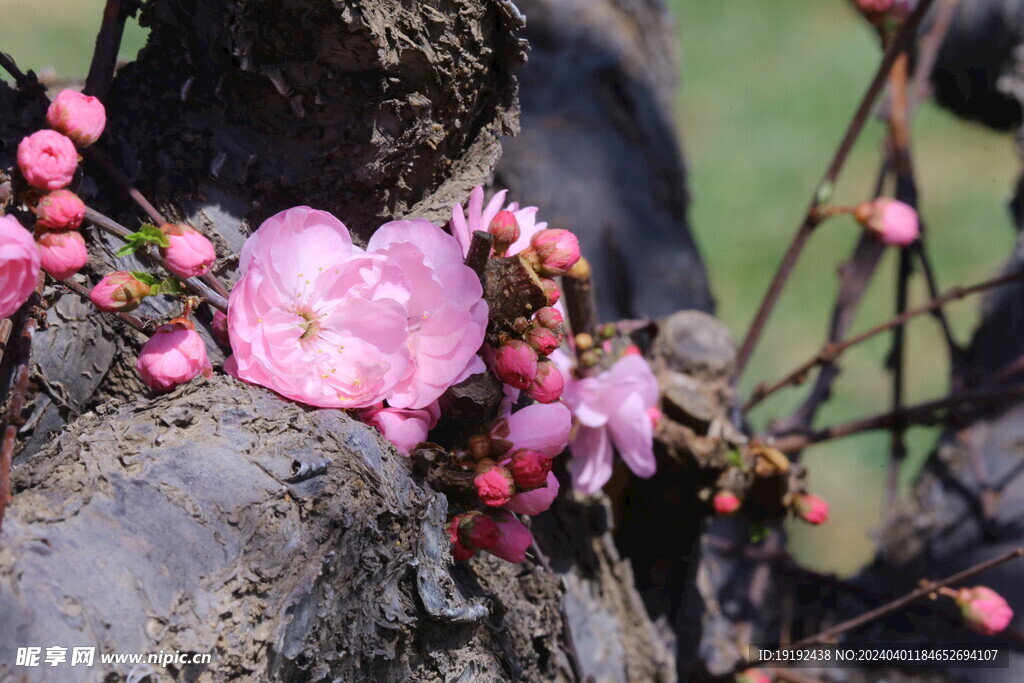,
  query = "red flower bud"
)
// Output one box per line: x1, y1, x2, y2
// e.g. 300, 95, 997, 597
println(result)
488, 210, 521, 254
539, 278, 561, 306
524, 325, 561, 356
495, 340, 538, 389
794, 493, 829, 525
211, 310, 231, 348
525, 228, 581, 277
89, 271, 152, 312
450, 512, 501, 556
159, 223, 217, 279
46, 89, 106, 148
36, 229, 88, 280
475, 466, 516, 507
954, 586, 1014, 636
35, 189, 85, 231
534, 306, 564, 333
713, 490, 741, 516
509, 449, 553, 489
525, 360, 564, 404
854, 198, 918, 247
136, 319, 213, 392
